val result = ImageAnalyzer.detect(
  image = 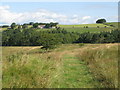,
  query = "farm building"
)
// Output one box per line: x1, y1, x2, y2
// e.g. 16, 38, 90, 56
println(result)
38, 25, 46, 29
52, 26, 56, 28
